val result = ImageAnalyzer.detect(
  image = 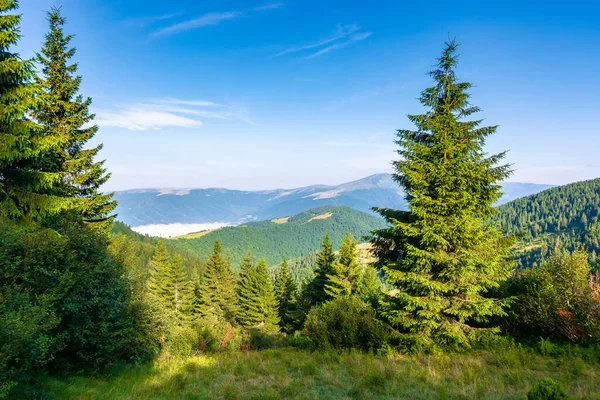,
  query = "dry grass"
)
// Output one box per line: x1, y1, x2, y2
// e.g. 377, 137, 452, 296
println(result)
307, 212, 333, 223
24, 346, 600, 399
271, 217, 289, 224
